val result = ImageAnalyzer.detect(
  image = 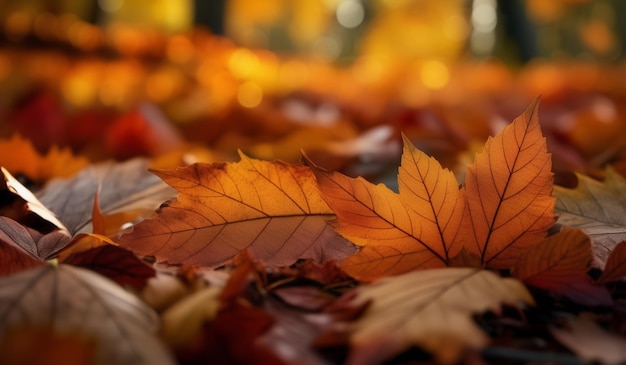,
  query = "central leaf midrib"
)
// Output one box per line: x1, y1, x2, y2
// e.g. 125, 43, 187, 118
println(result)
481, 110, 535, 265
137, 212, 335, 237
